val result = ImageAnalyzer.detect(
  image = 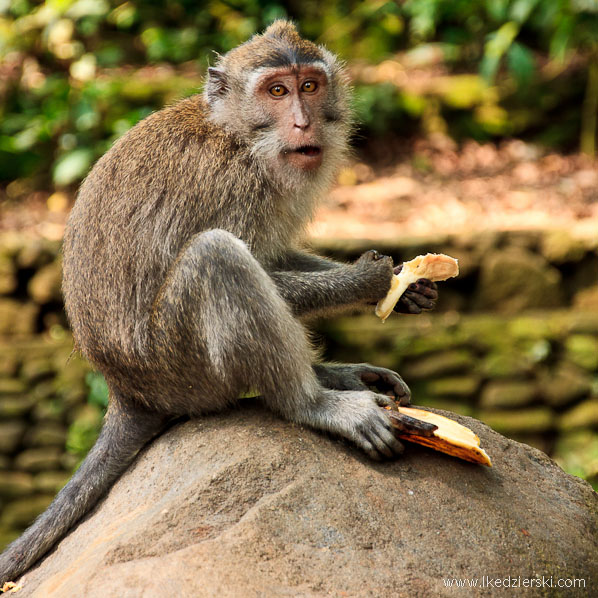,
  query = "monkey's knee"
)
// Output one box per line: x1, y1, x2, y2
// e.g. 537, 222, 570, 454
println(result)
193, 228, 249, 257
153, 227, 286, 341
